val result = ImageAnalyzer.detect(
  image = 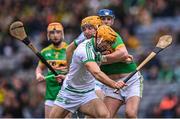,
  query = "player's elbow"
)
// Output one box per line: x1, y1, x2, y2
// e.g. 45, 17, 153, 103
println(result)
108, 50, 127, 59
115, 51, 129, 61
